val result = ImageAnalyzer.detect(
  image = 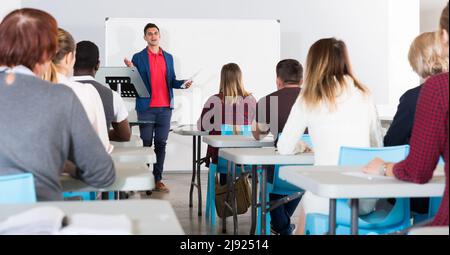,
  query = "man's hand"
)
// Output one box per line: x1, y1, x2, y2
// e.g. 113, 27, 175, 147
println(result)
124, 58, 134, 67
63, 160, 78, 178
183, 80, 193, 89
295, 140, 313, 154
